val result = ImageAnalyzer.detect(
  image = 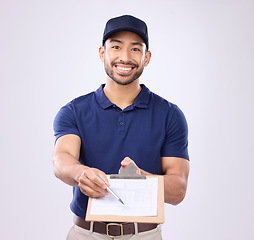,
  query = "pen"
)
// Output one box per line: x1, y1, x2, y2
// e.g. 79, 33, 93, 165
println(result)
97, 175, 124, 205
